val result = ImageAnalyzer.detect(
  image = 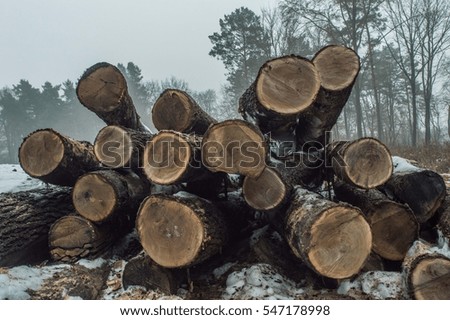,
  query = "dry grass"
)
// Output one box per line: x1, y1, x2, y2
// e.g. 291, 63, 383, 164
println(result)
388, 142, 450, 174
